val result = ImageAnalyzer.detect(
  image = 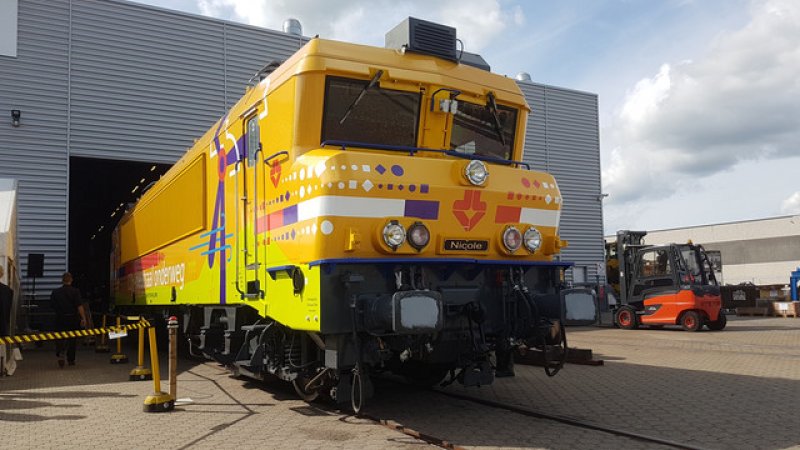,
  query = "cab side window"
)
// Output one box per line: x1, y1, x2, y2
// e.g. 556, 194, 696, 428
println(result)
246, 116, 260, 165
638, 249, 671, 278
632, 249, 673, 296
